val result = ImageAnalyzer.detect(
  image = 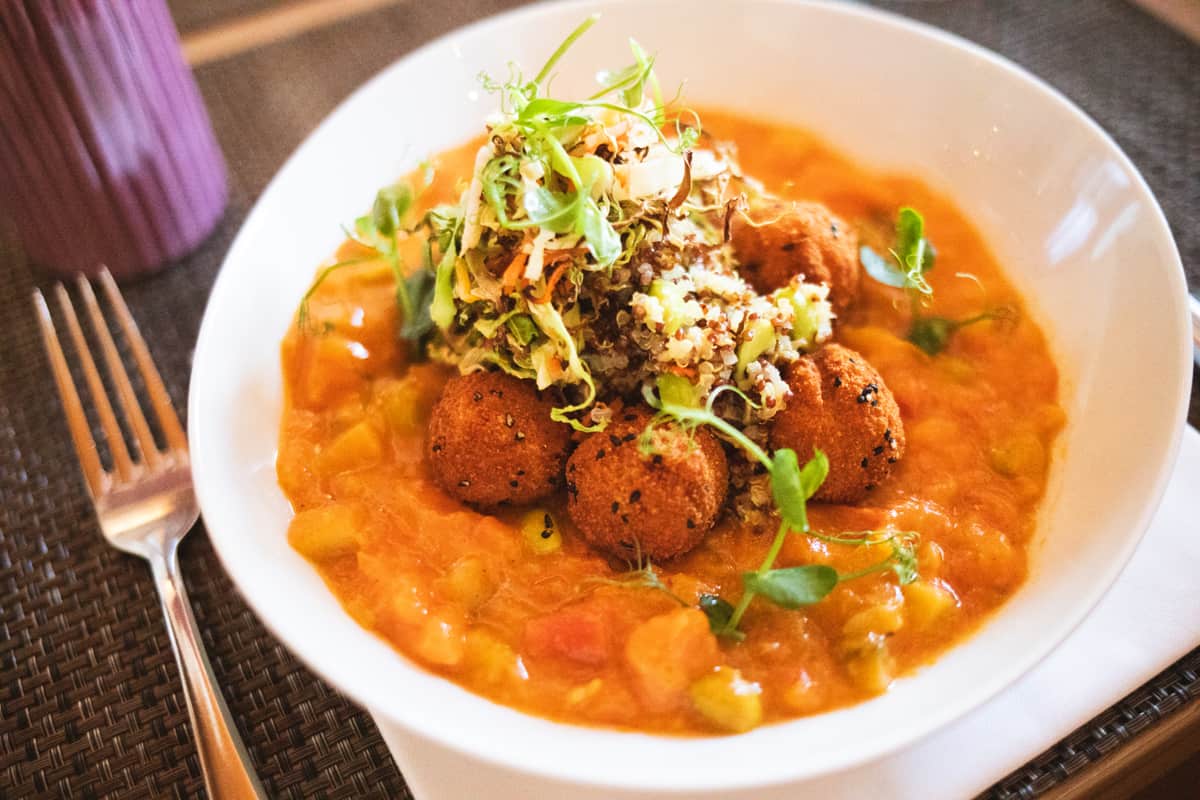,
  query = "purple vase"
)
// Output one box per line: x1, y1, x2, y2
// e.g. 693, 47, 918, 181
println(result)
0, 0, 227, 279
